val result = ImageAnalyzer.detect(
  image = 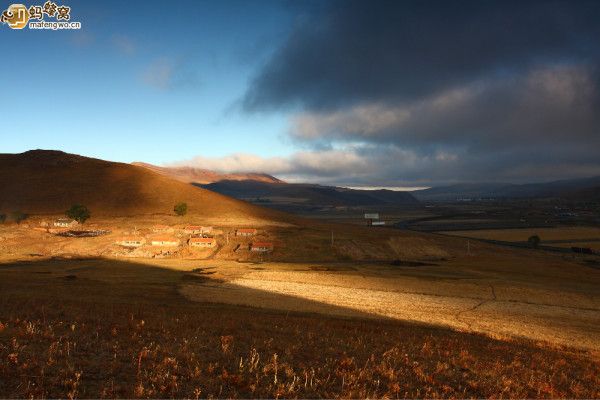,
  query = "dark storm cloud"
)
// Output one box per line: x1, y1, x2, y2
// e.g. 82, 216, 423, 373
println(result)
244, 0, 600, 111
237, 0, 600, 184
290, 64, 600, 150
